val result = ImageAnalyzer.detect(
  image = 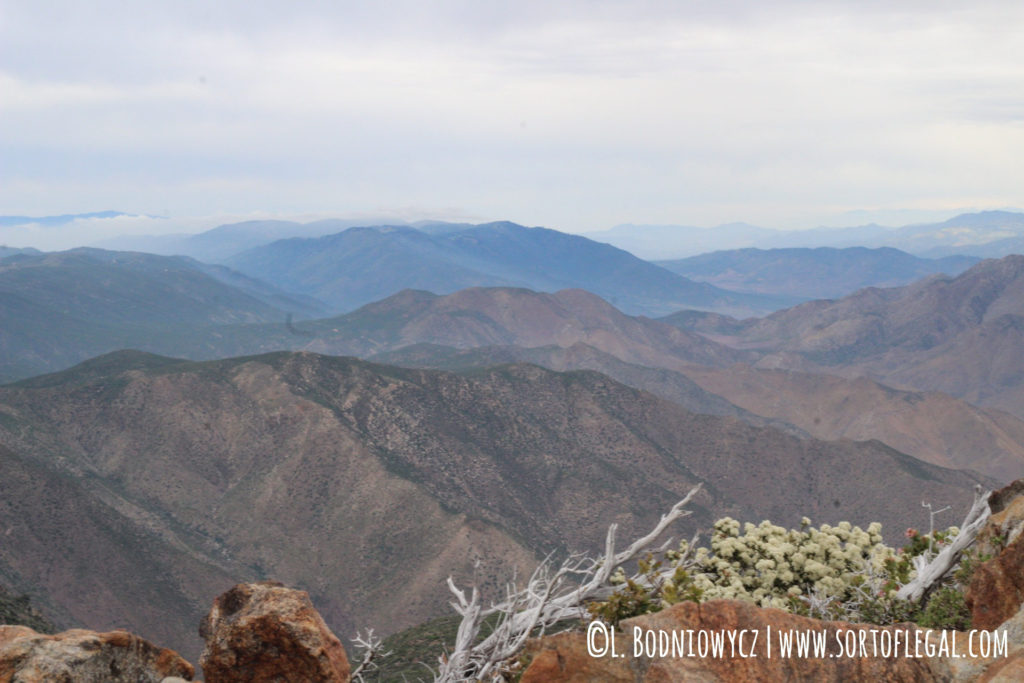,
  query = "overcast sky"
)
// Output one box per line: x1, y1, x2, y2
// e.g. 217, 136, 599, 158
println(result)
3, 1, 1024, 246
